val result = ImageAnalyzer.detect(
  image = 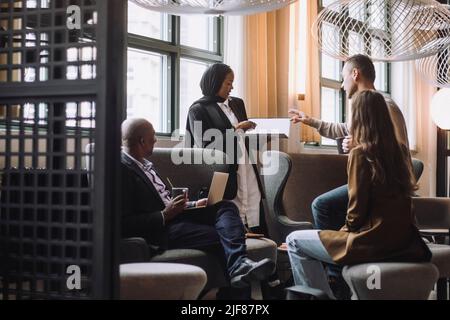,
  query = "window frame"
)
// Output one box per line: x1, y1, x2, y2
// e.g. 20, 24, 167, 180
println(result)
127, 11, 224, 136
